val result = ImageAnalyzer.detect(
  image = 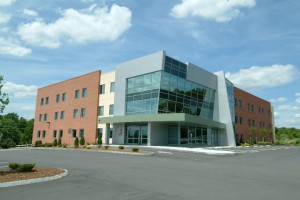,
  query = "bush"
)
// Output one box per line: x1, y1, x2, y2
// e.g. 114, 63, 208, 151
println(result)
18, 163, 35, 172
44, 143, 53, 147
97, 136, 102, 145
9, 163, 21, 170
8, 163, 35, 172
0, 138, 16, 149
105, 145, 109, 149
242, 143, 251, 147
86, 146, 91, 149
132, 147, 139, 152
34, 140, 43, 147
80, 136, 85, 146
119, 146, 124, 150
58, 137, 62, 146
74, 137, 79, 148
53, 138, 58, 147
63, 144, 67, 148
257, 141, 272, 145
